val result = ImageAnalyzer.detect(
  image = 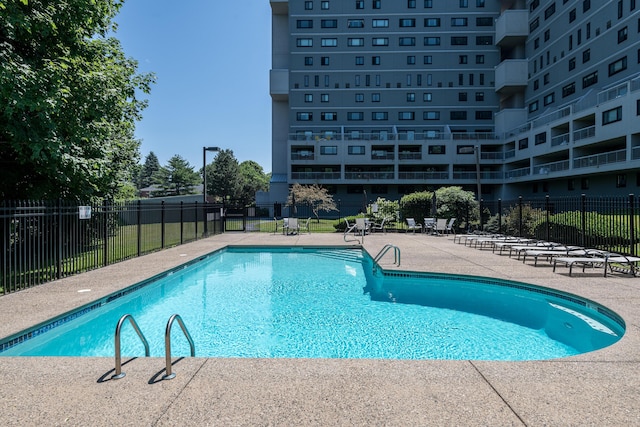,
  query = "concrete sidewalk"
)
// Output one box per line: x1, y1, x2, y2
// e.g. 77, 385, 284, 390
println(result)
1, 232, 639, 426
